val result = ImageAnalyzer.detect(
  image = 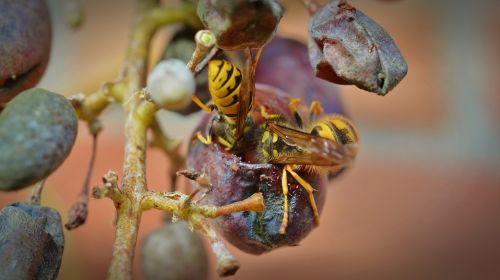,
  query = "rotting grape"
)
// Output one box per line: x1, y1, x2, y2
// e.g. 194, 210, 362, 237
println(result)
308, 0, 407, 95
0, 0, 52, 103
141, 219, 209, 280
187, 86, 329, 254
0, 202, 64, 280
0, 88, 78, 191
